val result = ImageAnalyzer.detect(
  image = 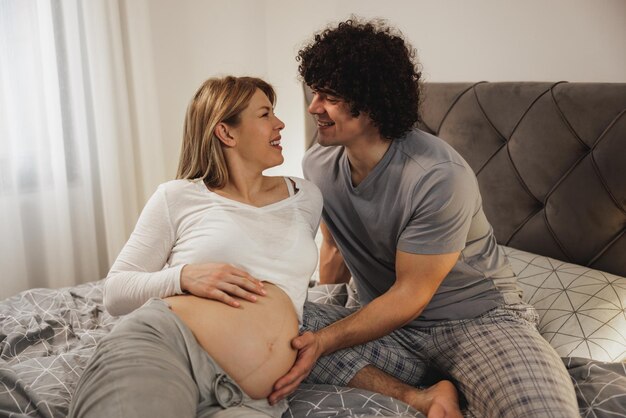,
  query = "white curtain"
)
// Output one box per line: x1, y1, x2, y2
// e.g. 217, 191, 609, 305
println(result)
0, 0, 148, 299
